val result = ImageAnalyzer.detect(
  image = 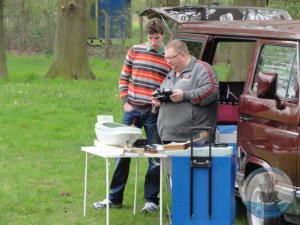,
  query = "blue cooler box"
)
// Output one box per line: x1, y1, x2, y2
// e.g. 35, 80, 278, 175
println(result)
171, 146, 235, 225
216, 125, 237, 172
216, 125, 237, 154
